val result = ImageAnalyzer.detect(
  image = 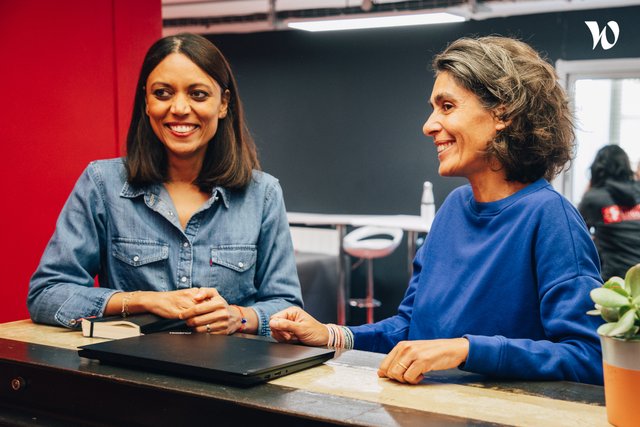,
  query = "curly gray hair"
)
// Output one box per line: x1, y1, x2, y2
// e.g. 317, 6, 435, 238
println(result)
433, 36, 574, 183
